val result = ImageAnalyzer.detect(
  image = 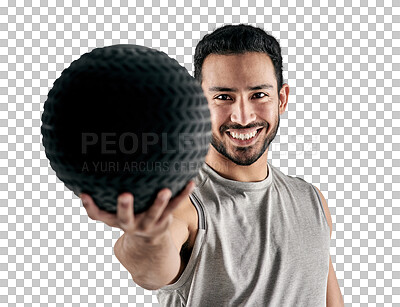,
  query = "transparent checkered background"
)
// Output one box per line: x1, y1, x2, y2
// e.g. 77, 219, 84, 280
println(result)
0, 0, 399, 306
